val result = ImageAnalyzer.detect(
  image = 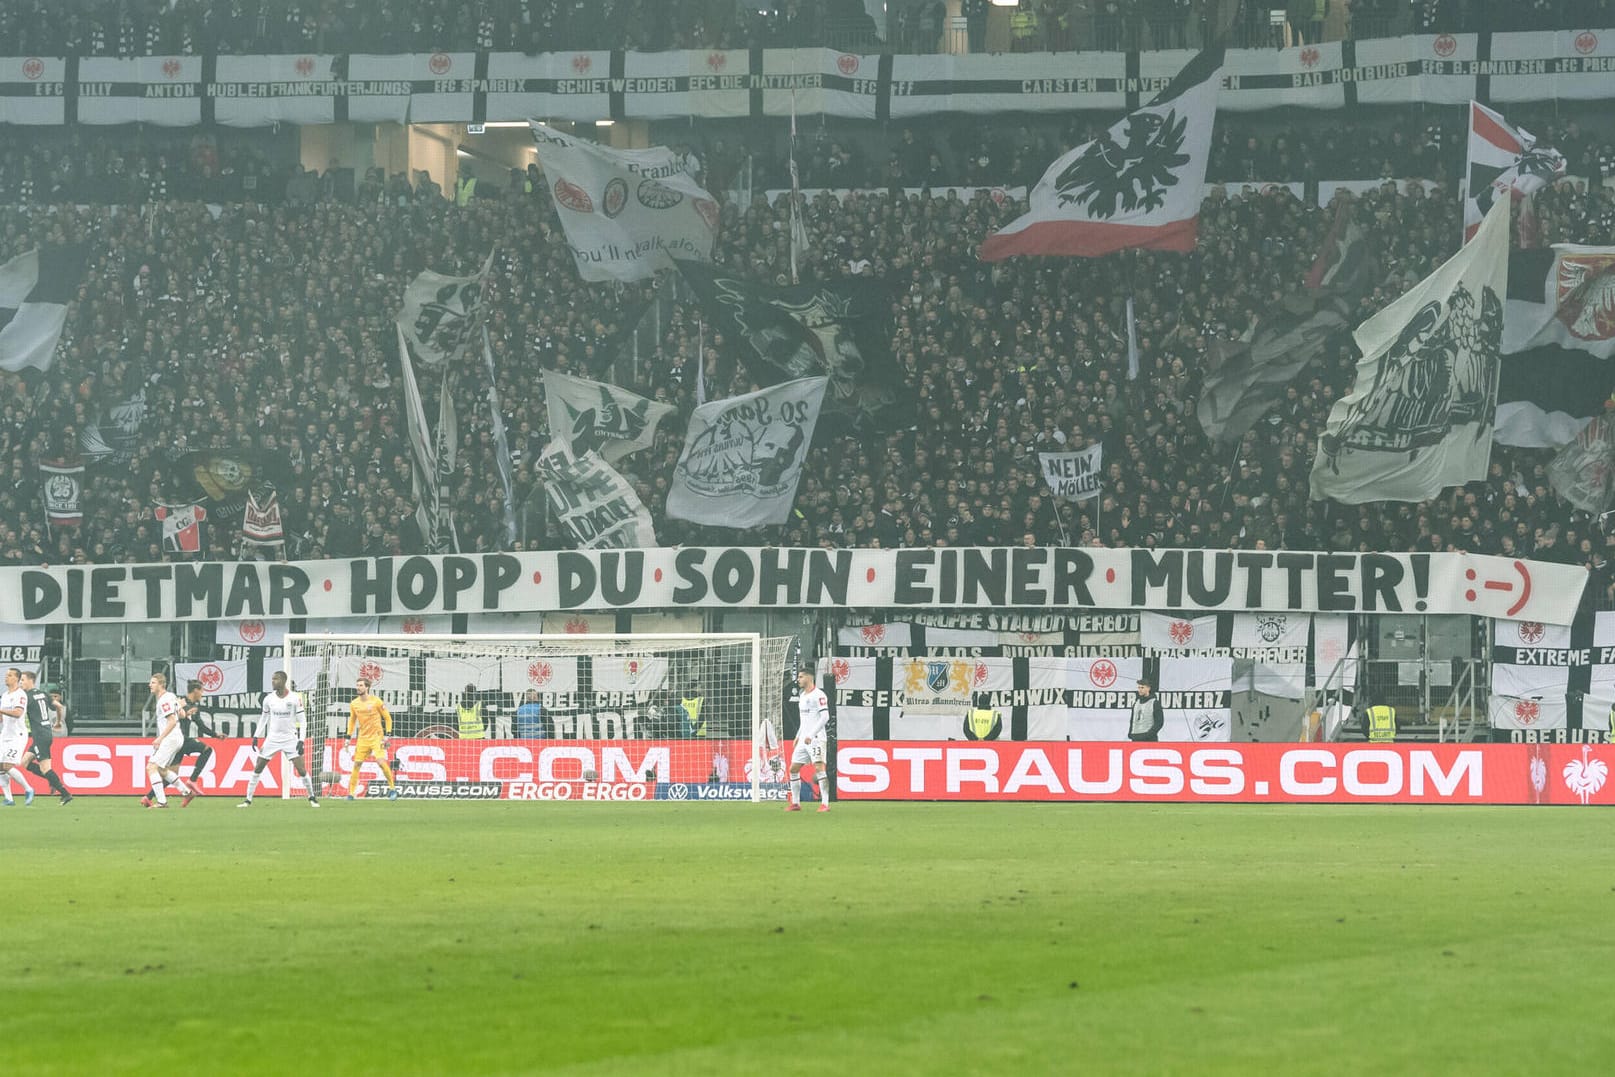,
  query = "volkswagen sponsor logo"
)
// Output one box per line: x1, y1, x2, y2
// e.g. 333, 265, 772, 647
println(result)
667, 783, 690, 800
